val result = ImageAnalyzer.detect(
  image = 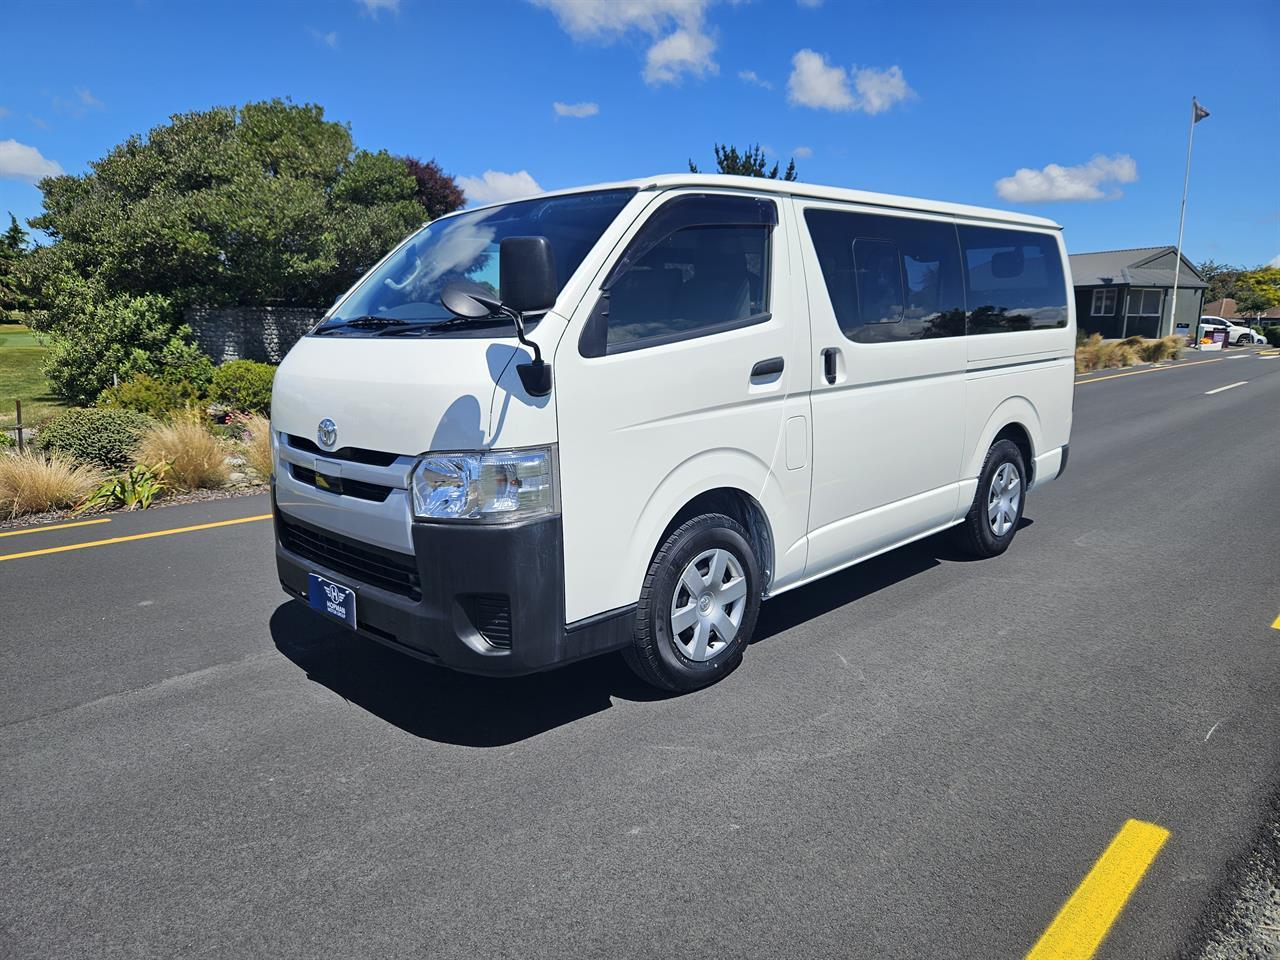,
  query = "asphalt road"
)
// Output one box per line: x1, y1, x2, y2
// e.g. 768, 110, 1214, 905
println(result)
3, 348, 1279, 959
